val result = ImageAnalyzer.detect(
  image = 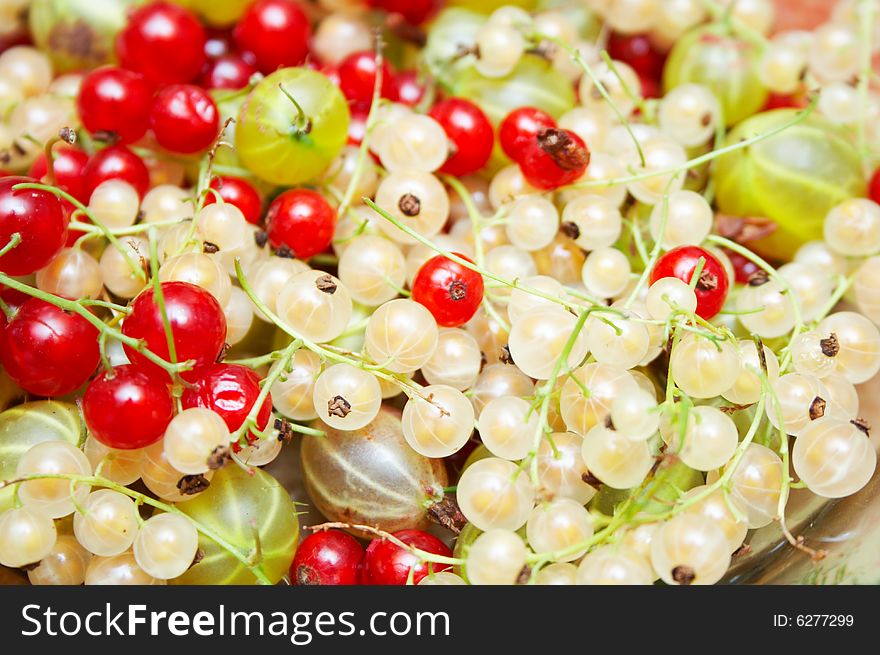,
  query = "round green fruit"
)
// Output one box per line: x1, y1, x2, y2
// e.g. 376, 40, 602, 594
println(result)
663, 27, 767, 126
235, 68, 350, 186
29, 0, 143, 73
300, 406, 448, 538
0, 401, 82, 513
713, 109, 865, 260
448, 55, 576, 125
174, 464, 299, 585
